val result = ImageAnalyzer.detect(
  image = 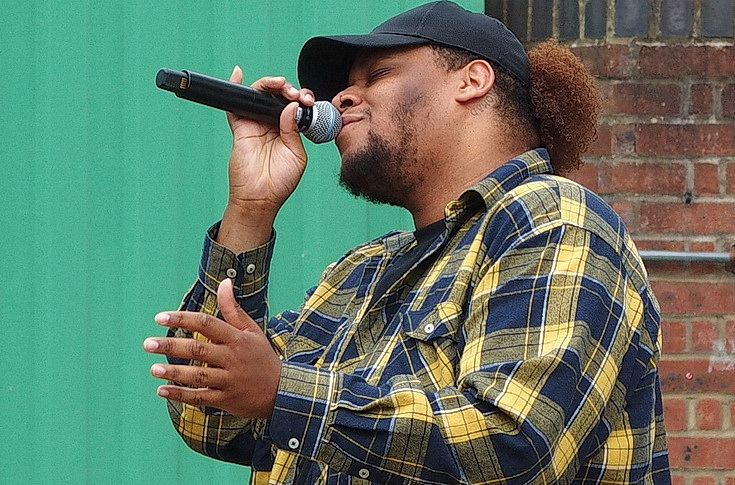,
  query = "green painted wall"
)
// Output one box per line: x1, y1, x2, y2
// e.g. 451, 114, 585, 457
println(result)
0, 1, 481, 483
